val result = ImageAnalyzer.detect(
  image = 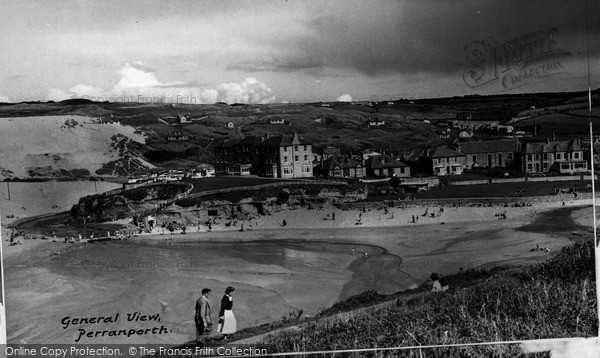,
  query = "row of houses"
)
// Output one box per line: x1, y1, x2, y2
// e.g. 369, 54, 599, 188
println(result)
213, 134, 594, 180
317, 153, 410, 179
214, 133, 314, 178
214, 133, 412, 179
430, 138, 588, 176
